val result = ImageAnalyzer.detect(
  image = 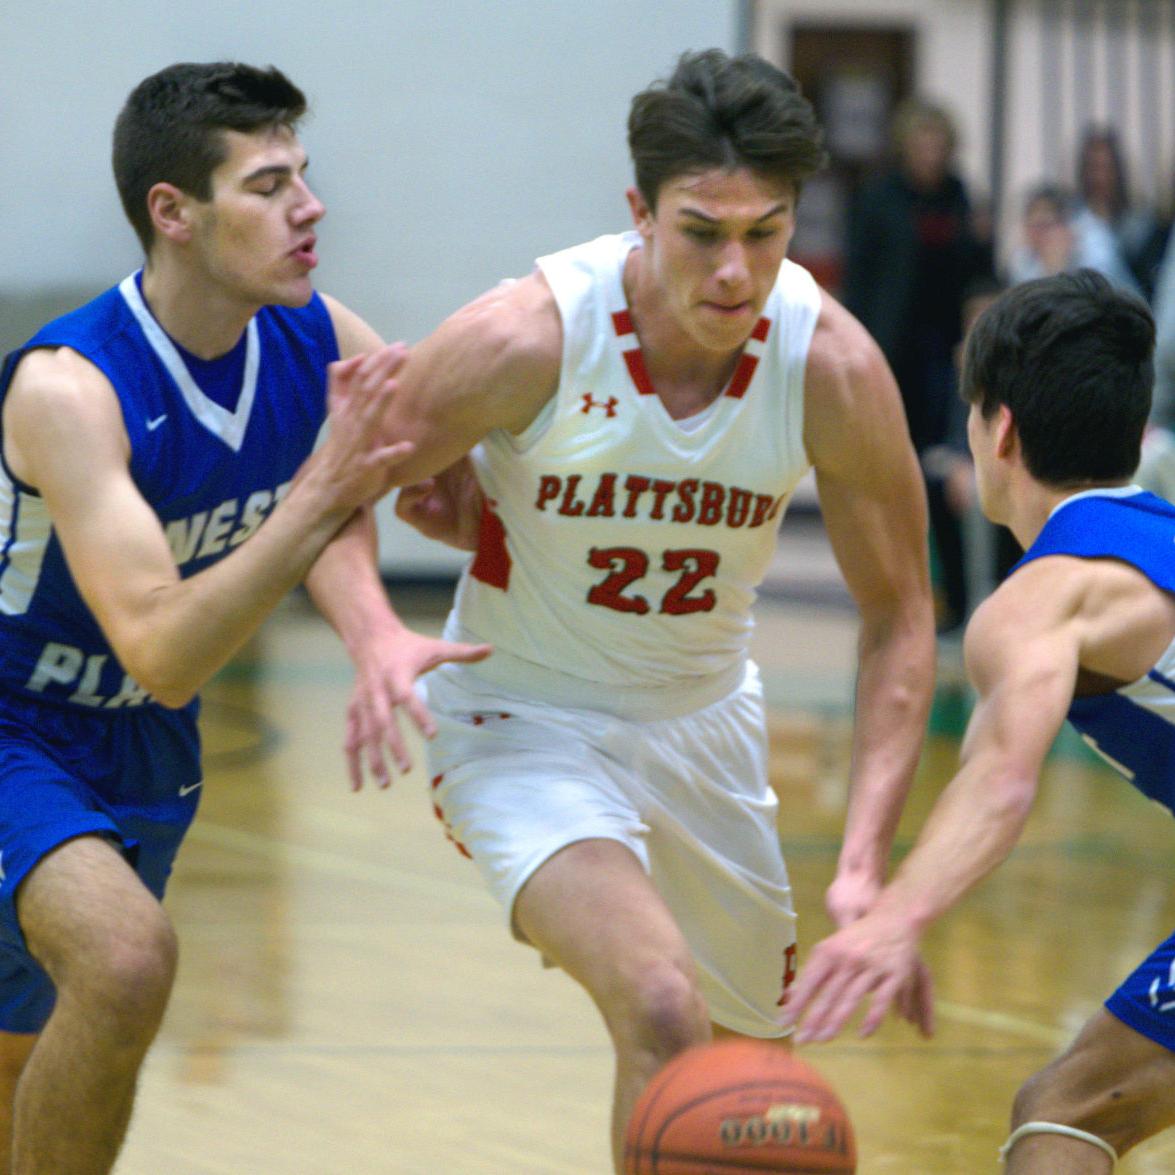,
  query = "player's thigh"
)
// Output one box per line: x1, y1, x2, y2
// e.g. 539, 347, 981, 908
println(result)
15, 834, 174, 985
427, 698, 653, 925
514, 837, 698, 1000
